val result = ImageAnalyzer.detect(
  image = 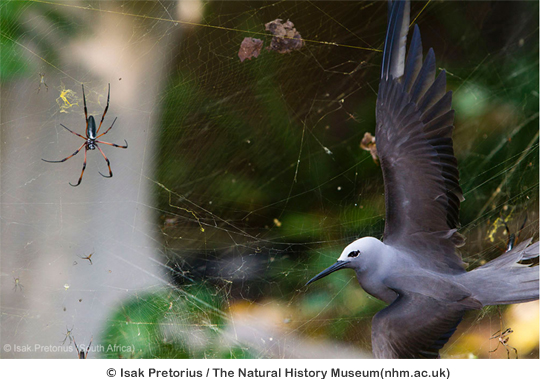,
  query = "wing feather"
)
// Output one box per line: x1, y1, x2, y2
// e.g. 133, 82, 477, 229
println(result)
417, 71, 447, 113
382, 1, 410, 80
410, 49, 436, 103
403, 25, 423, 93
372, 297, 462, 358
371, 286, 480, 358
376, 0, 465, 273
